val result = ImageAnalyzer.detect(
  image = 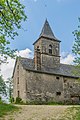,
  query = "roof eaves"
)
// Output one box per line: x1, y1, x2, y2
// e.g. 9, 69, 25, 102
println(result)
23, 67, 80, 79
33, 36, 61, 45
